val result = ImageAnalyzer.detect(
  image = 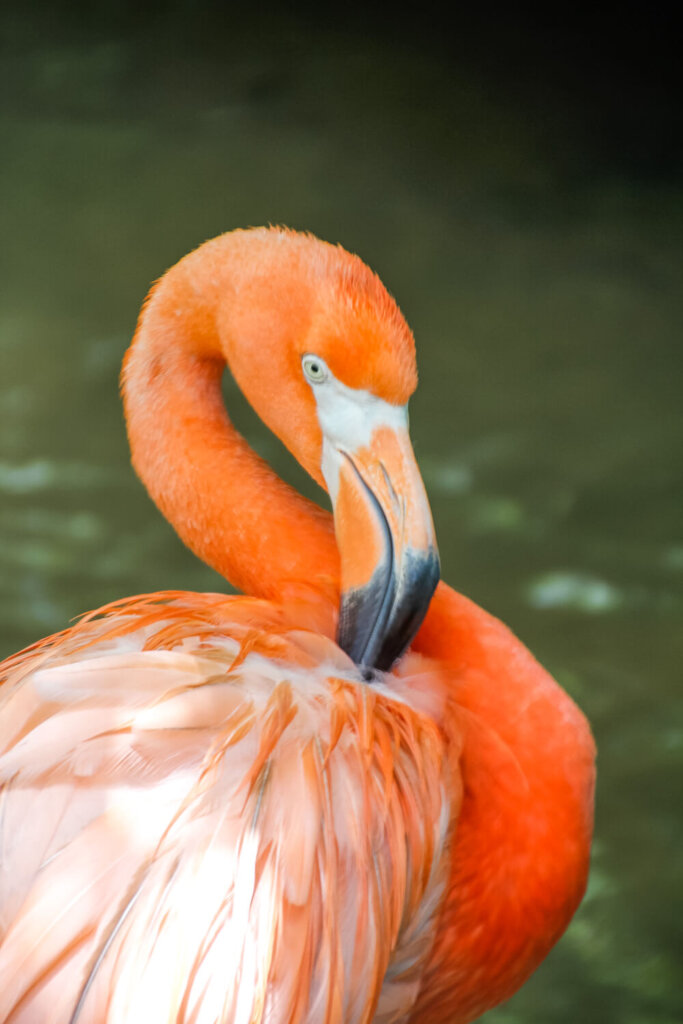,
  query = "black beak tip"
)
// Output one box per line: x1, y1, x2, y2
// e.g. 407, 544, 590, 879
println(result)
373, 547, 440, 671
337, 546, 440, 675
